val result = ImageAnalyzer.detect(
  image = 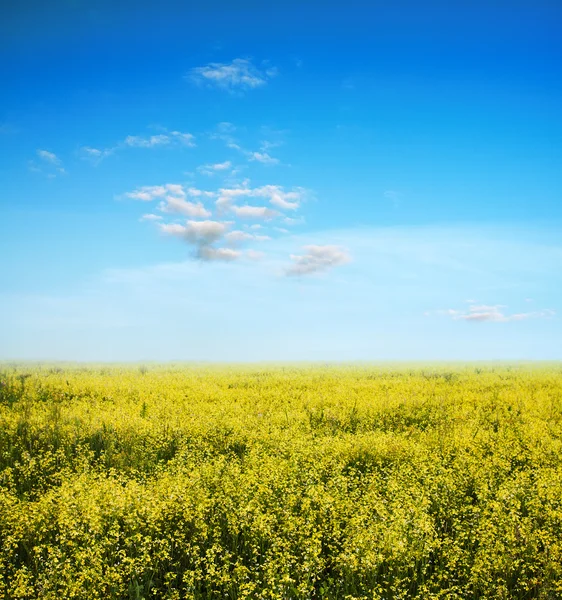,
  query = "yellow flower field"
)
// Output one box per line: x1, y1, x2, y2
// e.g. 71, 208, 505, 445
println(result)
1, 364, 561, 599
